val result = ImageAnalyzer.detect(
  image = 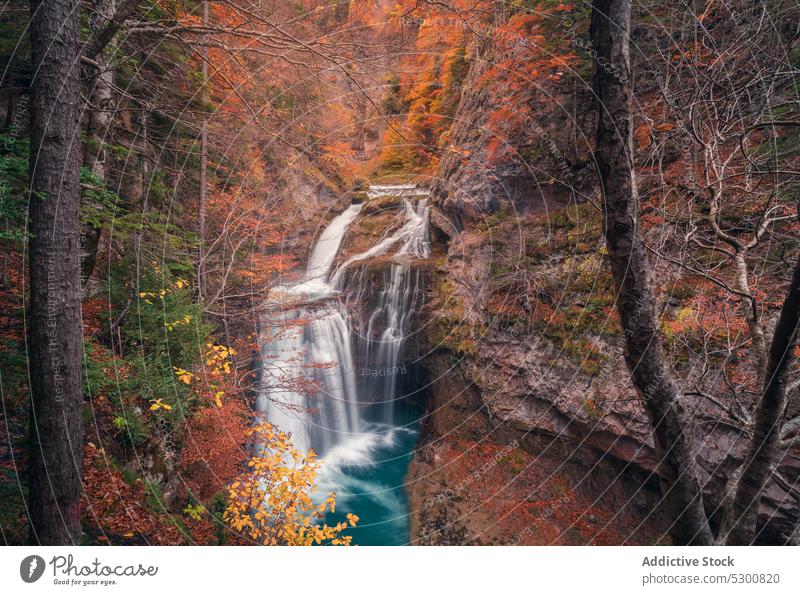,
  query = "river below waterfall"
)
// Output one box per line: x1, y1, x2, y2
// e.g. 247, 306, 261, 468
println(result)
256, 185, 430, 545
316, 401, 420, 545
